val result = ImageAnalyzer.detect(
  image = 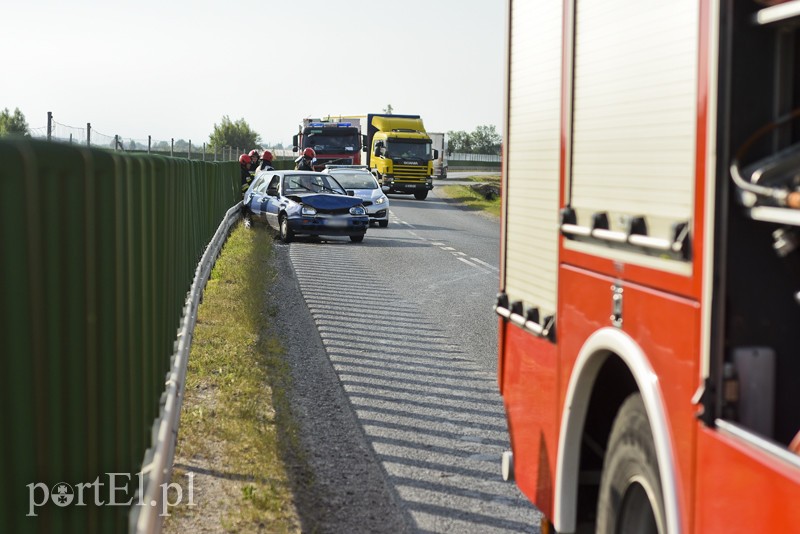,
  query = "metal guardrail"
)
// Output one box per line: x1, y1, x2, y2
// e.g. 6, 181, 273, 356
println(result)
130, 202, 241, 533
0, 138, 239, 533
